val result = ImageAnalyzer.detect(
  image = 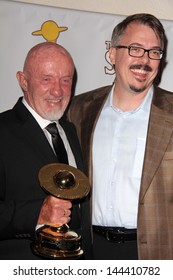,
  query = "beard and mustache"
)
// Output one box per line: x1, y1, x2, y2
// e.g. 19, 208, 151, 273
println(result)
129, 64, 153, 93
